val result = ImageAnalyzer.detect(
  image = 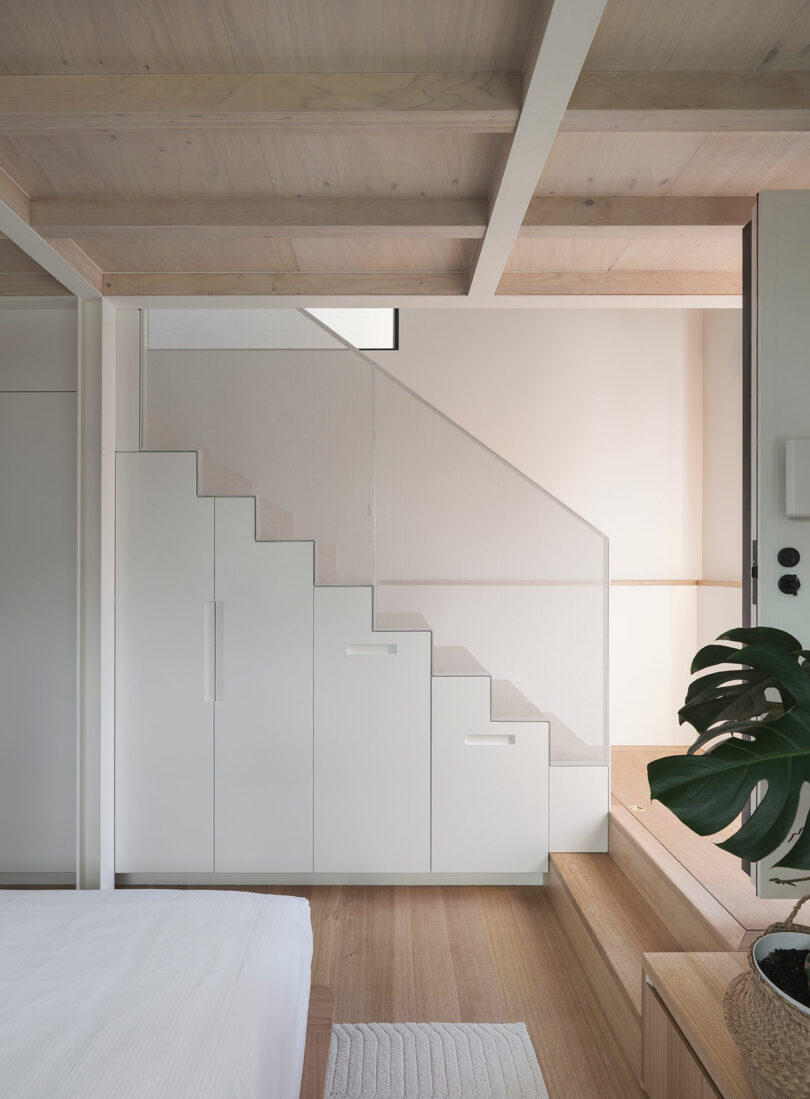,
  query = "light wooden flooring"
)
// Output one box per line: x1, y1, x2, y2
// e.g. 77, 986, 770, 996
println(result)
612, 746, 794, 932
216, 884, 643, 1098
